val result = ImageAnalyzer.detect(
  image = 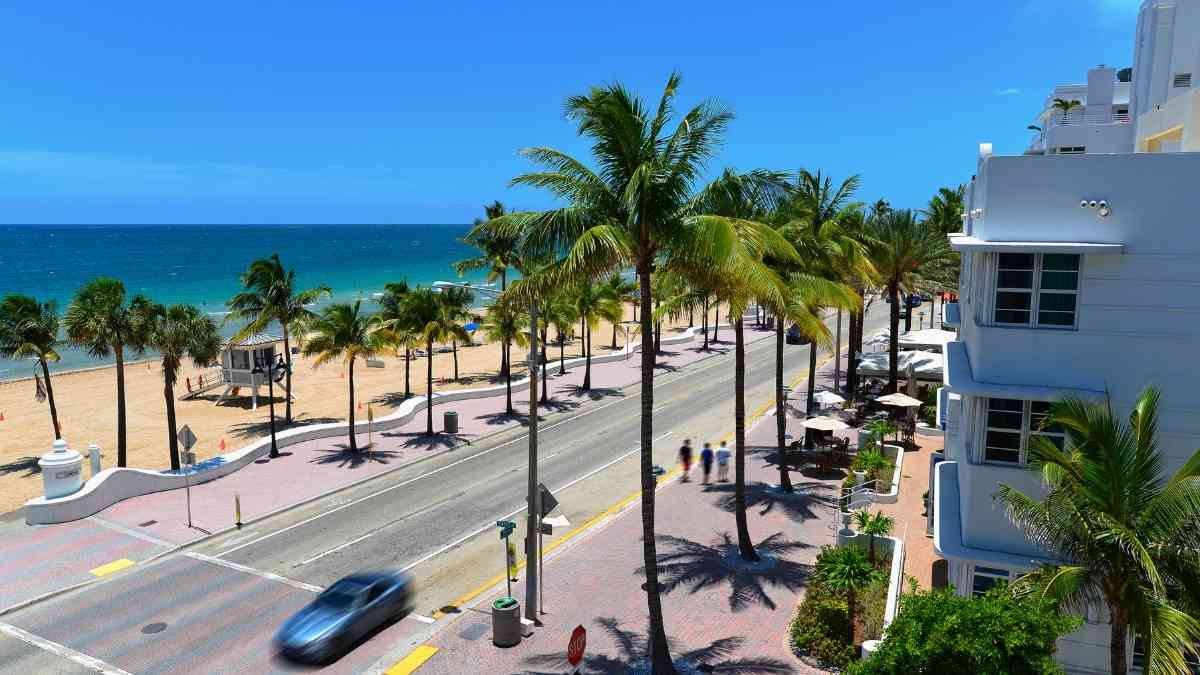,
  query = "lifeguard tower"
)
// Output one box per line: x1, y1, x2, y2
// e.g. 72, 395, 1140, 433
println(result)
214, 333, 288, 409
